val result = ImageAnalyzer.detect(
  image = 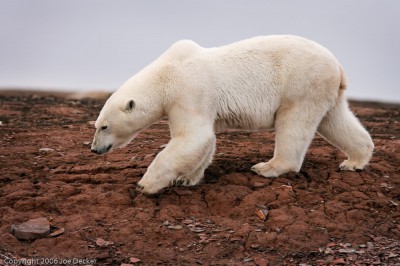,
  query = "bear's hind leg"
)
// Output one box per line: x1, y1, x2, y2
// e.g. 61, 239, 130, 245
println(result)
252, 103, 328, 177
317, 96, 374, 171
